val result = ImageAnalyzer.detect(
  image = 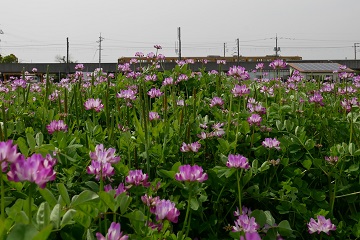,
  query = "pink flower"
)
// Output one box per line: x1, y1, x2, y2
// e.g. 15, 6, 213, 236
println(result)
90, 144, 121, 164
162, 77, 174, 86
233, 214, 259, 233
104, 183, 127, 197
84, 98, 104, 112
154, 199, 180, 223
262, 138, 281, 150
231, 84, 250, 97
255, 63, 264, 70
247, 114, 262, 127
75, 64, 84, 70
209, 97, 224, 108
227, 154, 250, 169
149, 112, 160, 121
96, 222, 128, 240
228, 66, 250, 80
7, 153, 56, 188
125, 169, 150, 187
308, 215, 336, 235
180, 142, 201, 153
175, 164, 208, 182
269, 59, 287, 69
147, 88, 163, 98
145, 74, 157, 82
240, 232, 262, 240
0, 140, 23, 172
46, 120, 68, 134
87, 161, 115, 180
141, 194, 160, 213
116, 89, 137, 101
